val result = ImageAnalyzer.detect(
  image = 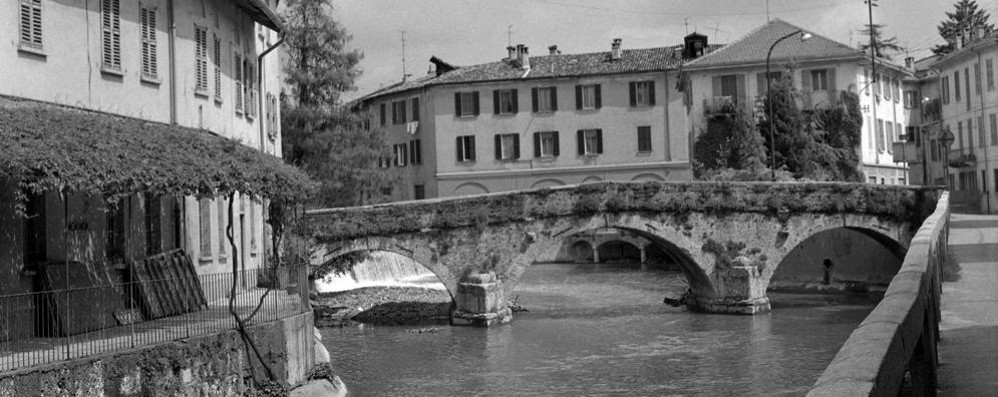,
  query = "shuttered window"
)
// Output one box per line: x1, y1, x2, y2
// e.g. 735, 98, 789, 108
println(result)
234, 52, 244, 114
213, 35, 222, 100
245, 62, 256, 118
19, 0, 43, 51
140, 7, 158, 79
194, 26, 209, 93
101, 0, 121, 72
217, 198, 227, 262
198, 199, 211, 258
637, 126, 652, 152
